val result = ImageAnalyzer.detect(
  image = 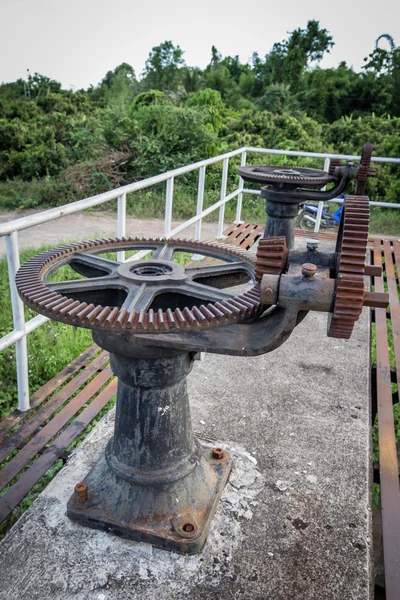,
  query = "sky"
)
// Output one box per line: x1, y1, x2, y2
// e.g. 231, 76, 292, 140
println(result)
1, 0, 399, 90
